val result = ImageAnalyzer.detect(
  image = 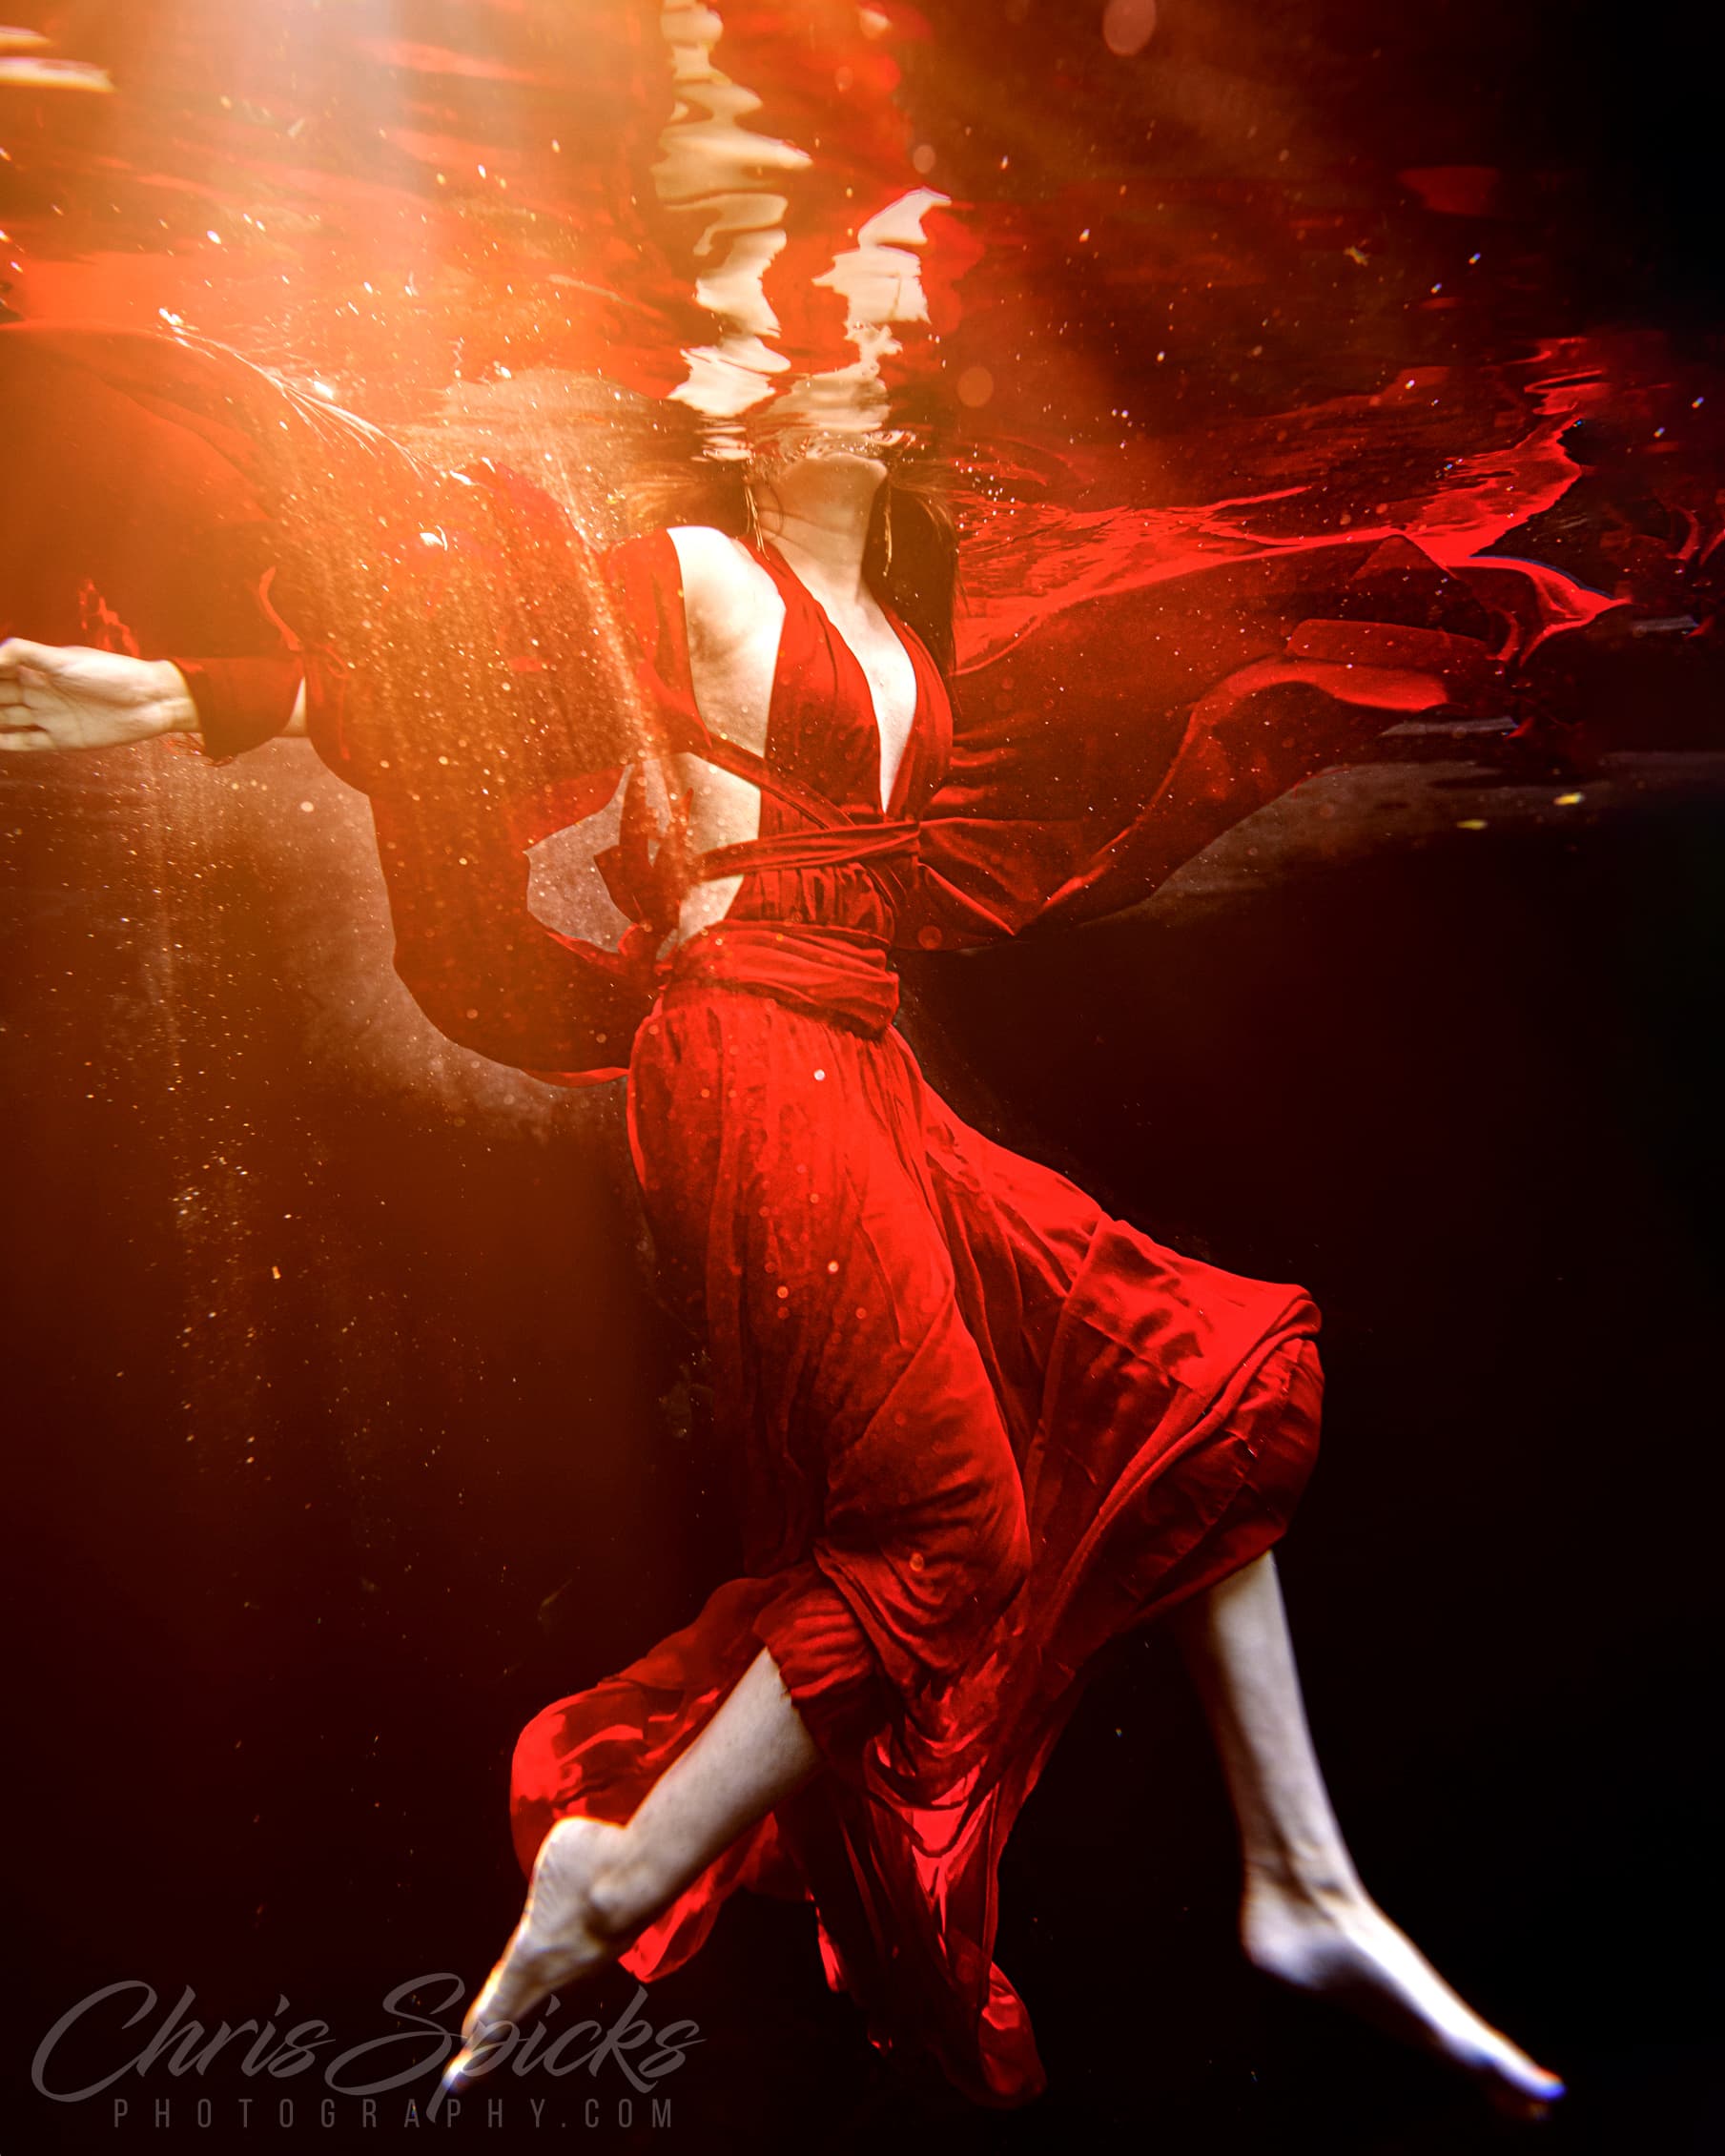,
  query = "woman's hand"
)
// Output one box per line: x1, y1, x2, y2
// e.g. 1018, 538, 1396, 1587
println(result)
0, 641, 199, 754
